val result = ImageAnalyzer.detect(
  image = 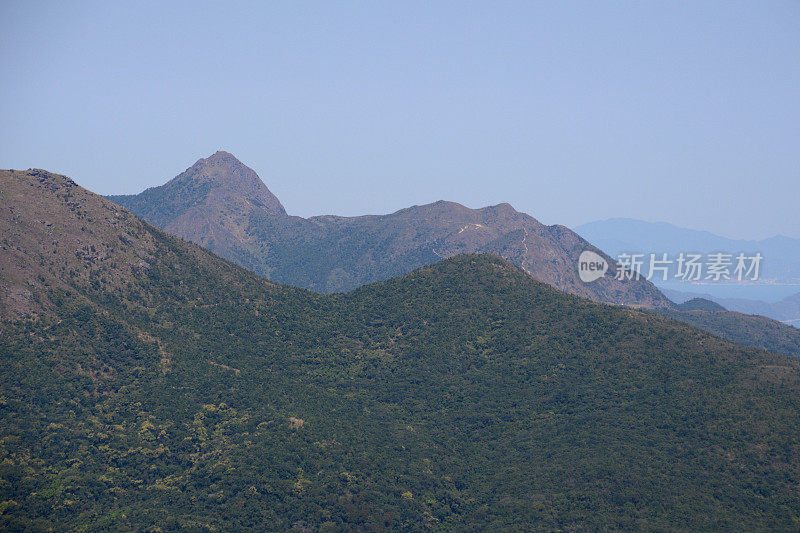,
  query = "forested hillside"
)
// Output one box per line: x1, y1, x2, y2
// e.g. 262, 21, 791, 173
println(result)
3, 169, 800, 530
658, 304, 800, 358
